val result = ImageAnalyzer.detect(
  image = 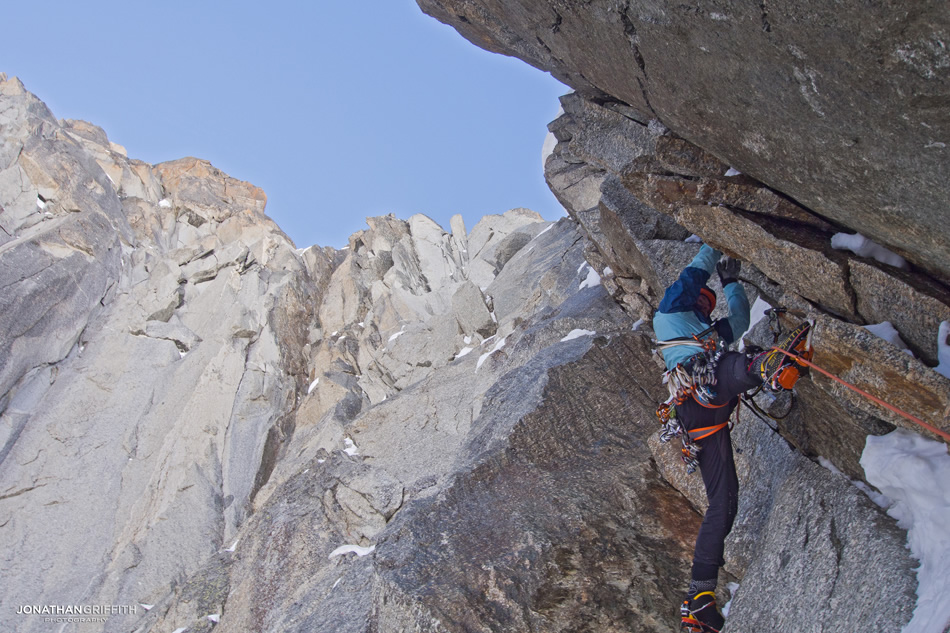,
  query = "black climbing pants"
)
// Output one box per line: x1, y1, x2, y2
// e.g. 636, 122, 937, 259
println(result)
676, 351, 761, 583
